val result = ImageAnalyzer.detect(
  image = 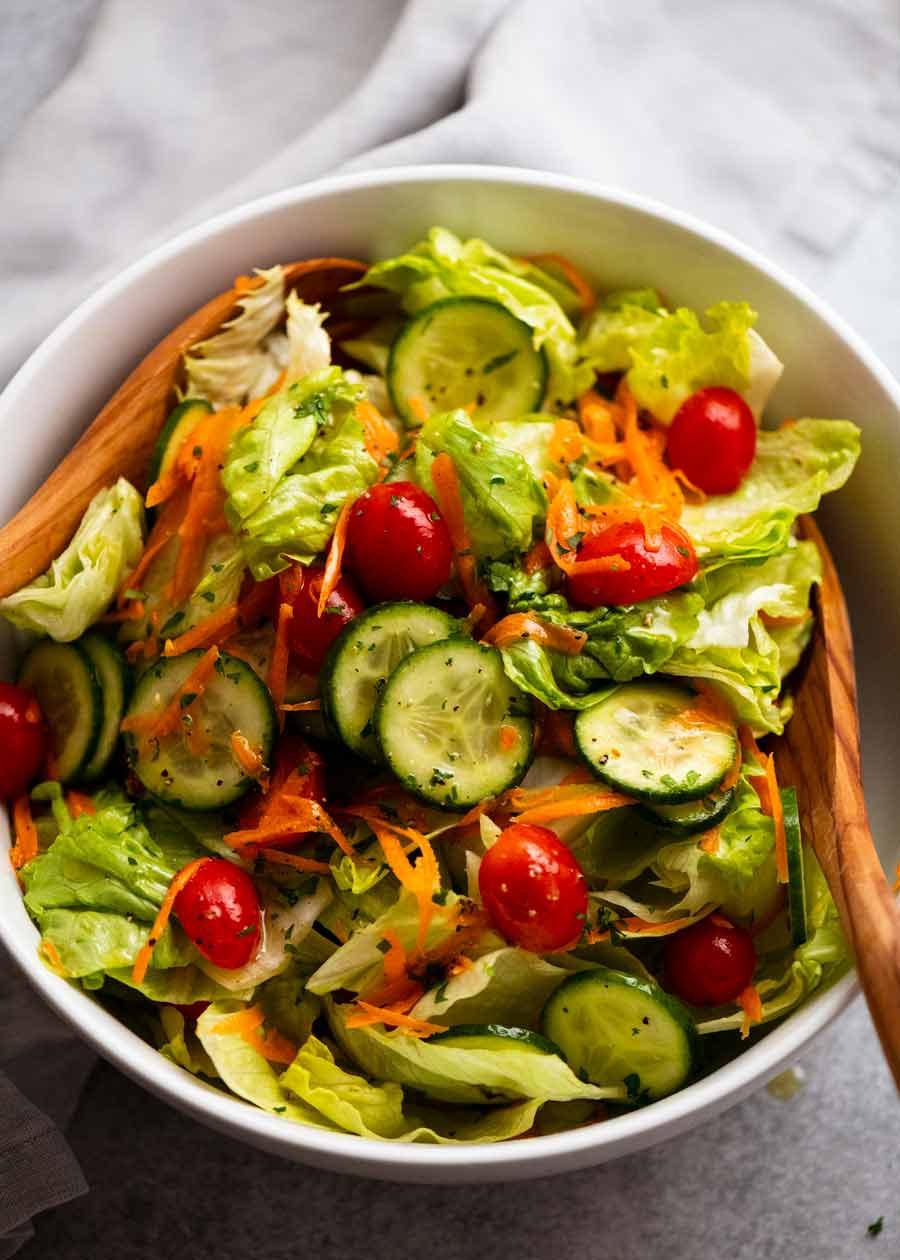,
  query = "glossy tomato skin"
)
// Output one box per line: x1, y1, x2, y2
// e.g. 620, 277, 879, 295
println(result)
667, 387, 756, 495
566, 521, 698, 608
237, 734, 326, 847
174, 858, 261, 970
0, 683, 46, 800
664, 913, 757, 1006
280, 563, 365, 669
479, 823, 588, 953
345, 481, 452, 602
